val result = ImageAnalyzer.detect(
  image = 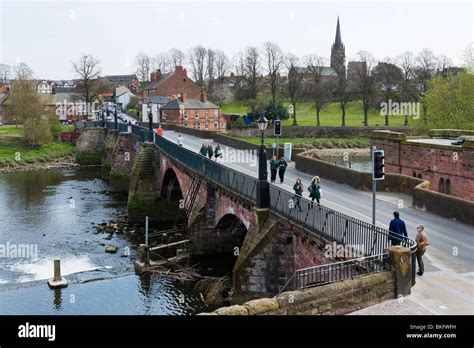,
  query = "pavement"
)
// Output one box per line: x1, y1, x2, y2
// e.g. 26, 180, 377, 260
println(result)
162, 130, 474, 315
